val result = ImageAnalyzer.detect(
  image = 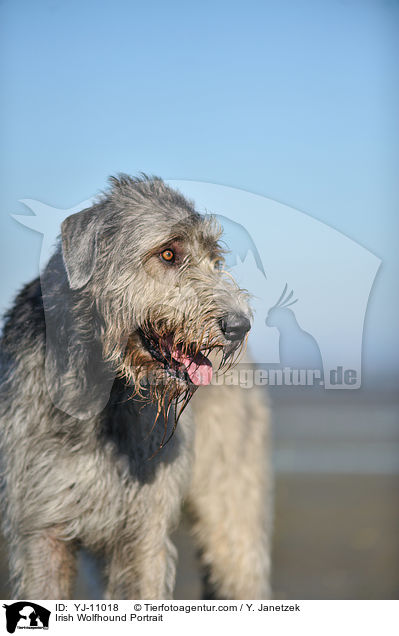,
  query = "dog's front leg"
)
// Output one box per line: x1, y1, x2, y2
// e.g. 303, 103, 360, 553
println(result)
10, 528, 77, 599
189, 382, 273, 599
105, 534, 177, 599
